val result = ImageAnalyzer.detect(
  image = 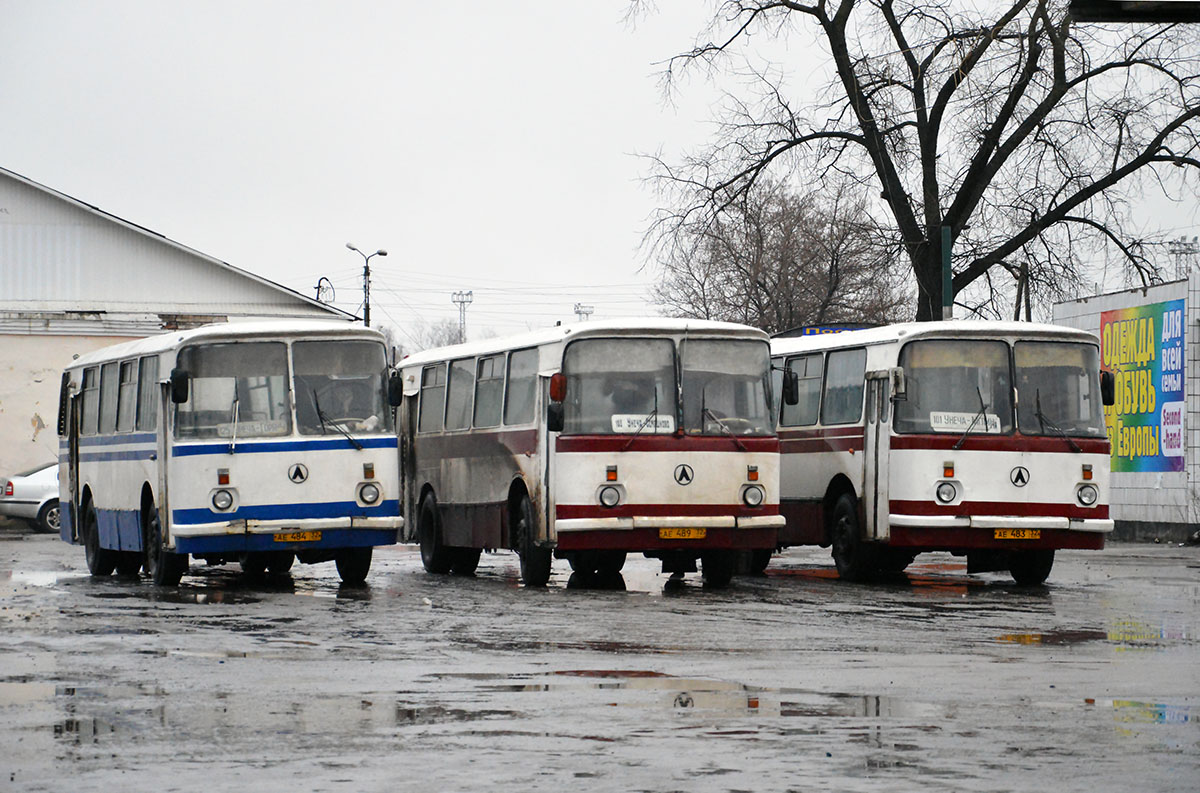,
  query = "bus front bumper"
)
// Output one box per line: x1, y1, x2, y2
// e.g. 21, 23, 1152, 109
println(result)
170, 516, 402, 555
887, 513, 1110, 551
